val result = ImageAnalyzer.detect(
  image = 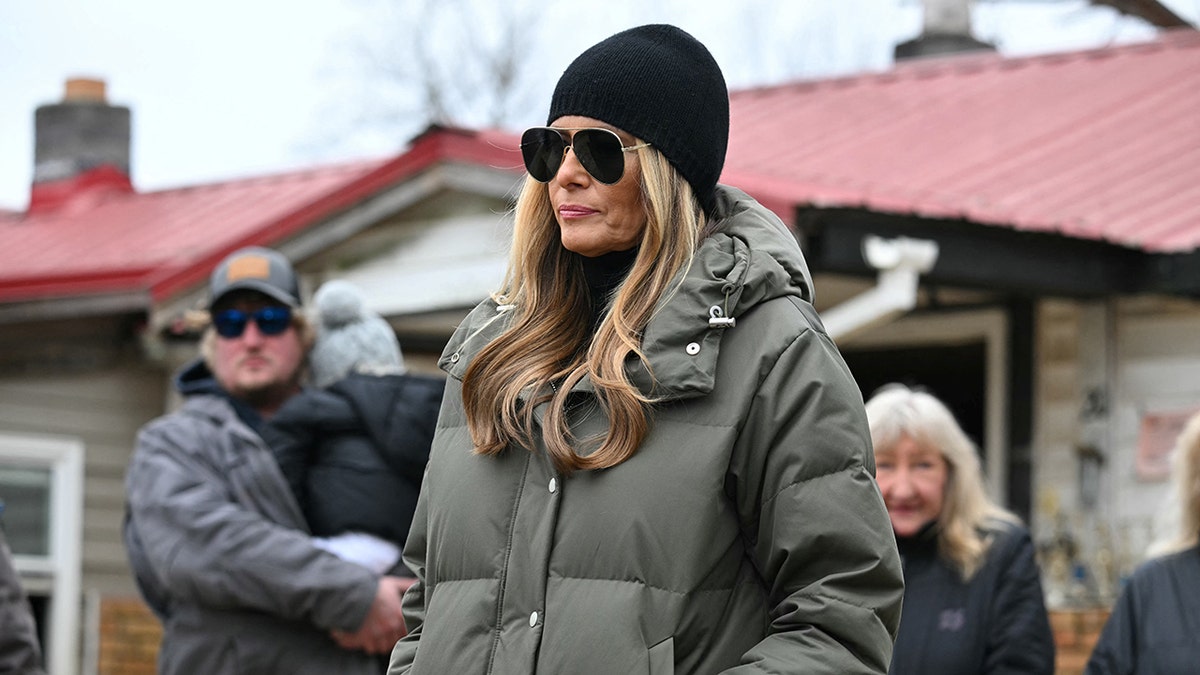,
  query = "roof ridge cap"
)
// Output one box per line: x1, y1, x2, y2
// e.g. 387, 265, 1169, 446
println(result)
141, 156, 390, 196
731, 29, 1198, 98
